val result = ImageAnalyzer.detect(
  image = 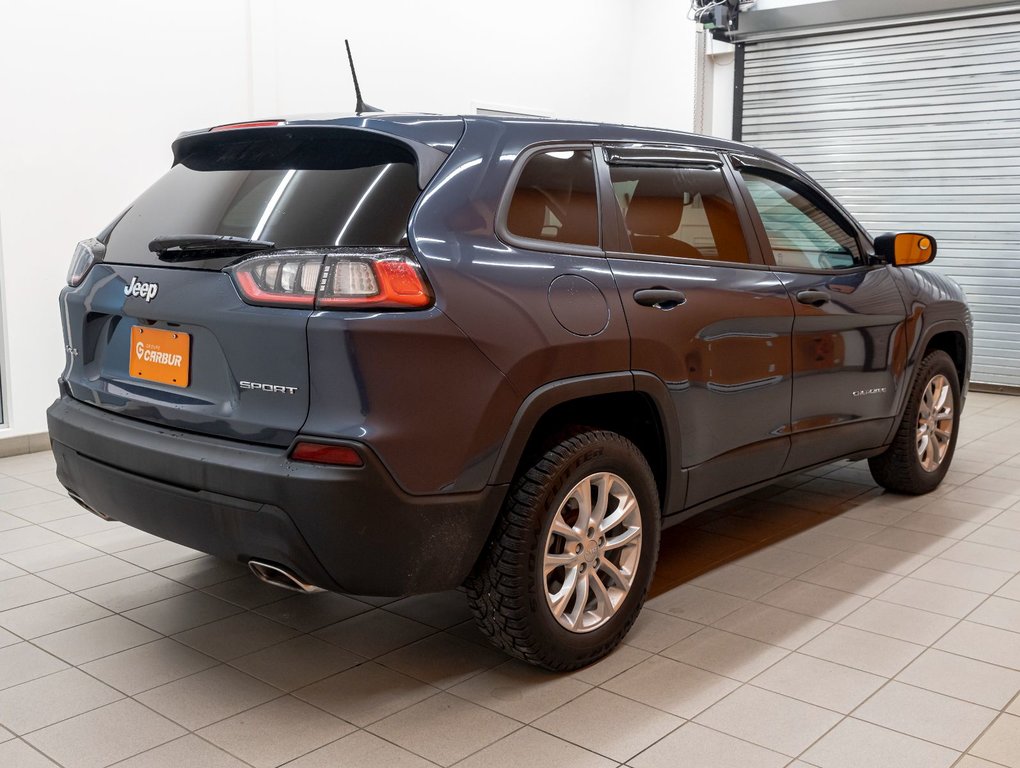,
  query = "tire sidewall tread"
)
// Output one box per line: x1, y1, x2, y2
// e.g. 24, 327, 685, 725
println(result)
465, 429, 660, 671
869, 349, 961, 494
